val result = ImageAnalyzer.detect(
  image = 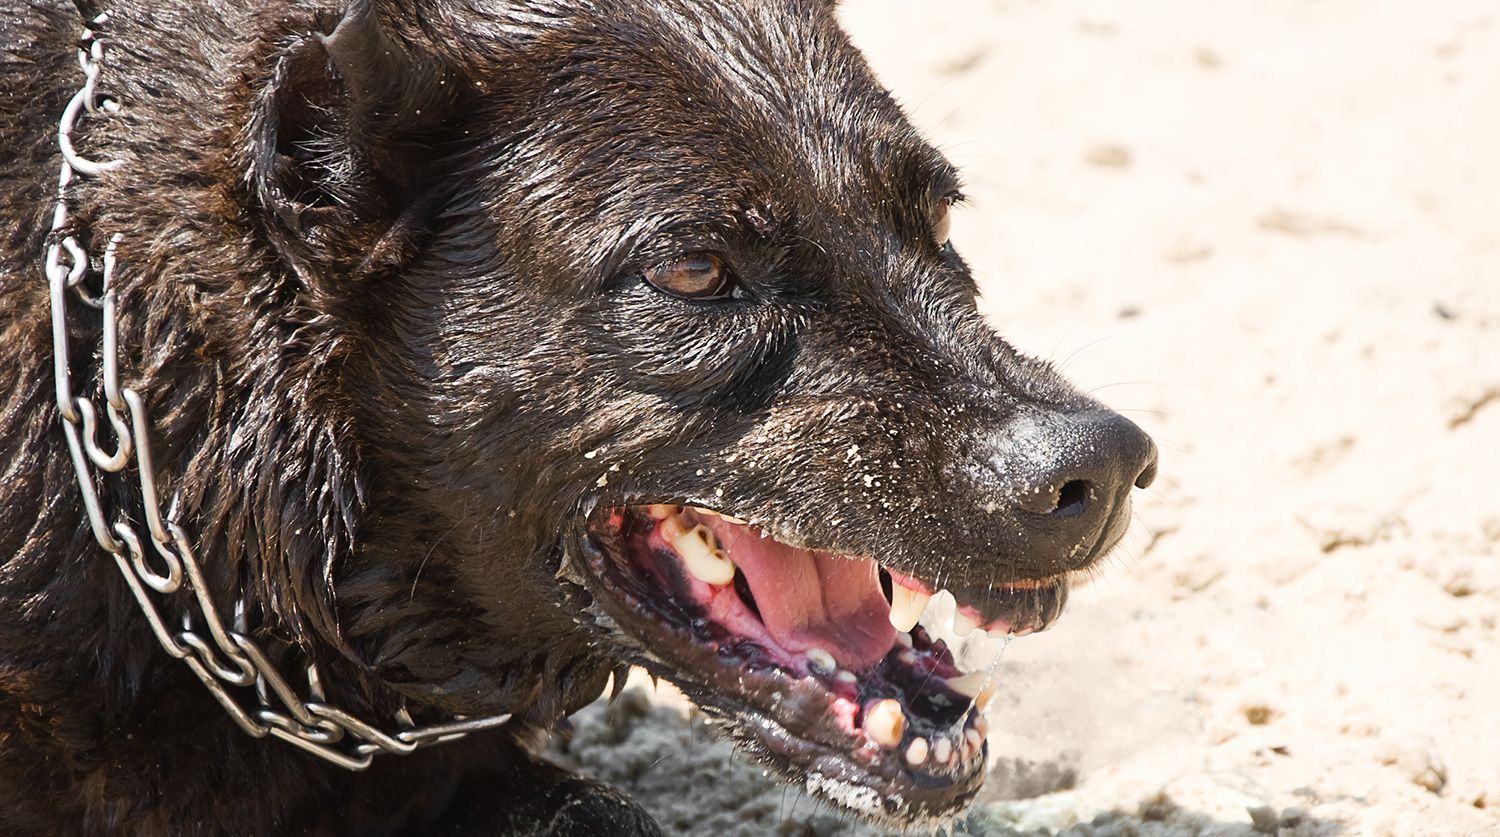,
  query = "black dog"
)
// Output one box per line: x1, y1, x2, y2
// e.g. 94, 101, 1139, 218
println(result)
0, 0, 1157, 832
